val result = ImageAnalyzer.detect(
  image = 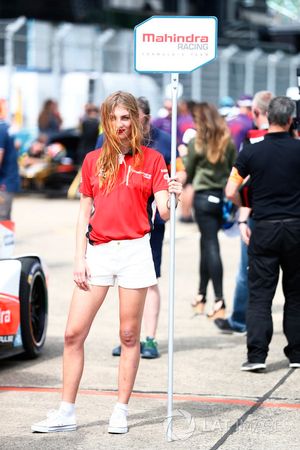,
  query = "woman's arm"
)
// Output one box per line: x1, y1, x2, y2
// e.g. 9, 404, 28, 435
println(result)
73, 194, 93, 290
182, 140, 197, 184
154, 178, 182, 221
